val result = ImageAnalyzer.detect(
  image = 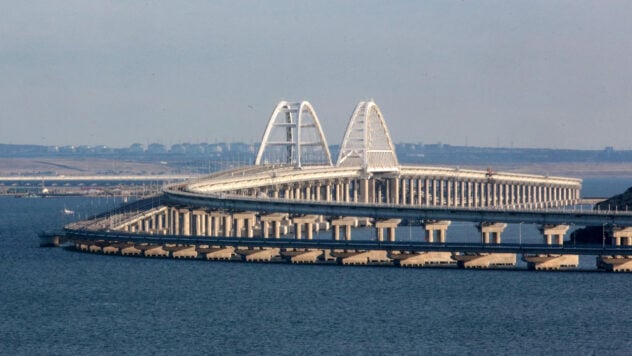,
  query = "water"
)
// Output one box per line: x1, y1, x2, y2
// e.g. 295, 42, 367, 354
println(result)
1, 179, 632, 354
